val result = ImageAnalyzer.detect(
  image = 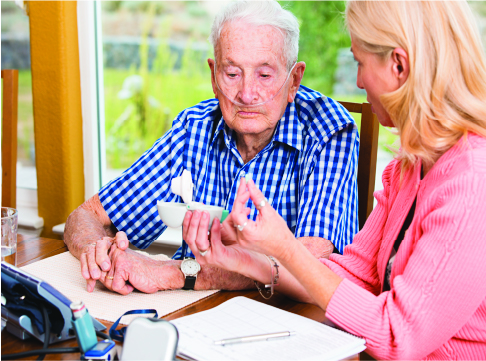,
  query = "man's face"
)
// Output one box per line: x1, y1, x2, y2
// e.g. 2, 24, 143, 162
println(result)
208, 21, 303, 138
